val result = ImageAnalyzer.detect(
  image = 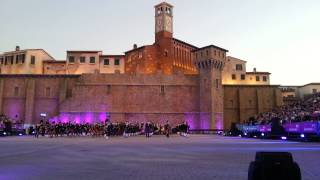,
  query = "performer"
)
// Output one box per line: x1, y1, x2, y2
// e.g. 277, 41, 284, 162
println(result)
145, 122, 150, 138
164, 121, 171, 138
